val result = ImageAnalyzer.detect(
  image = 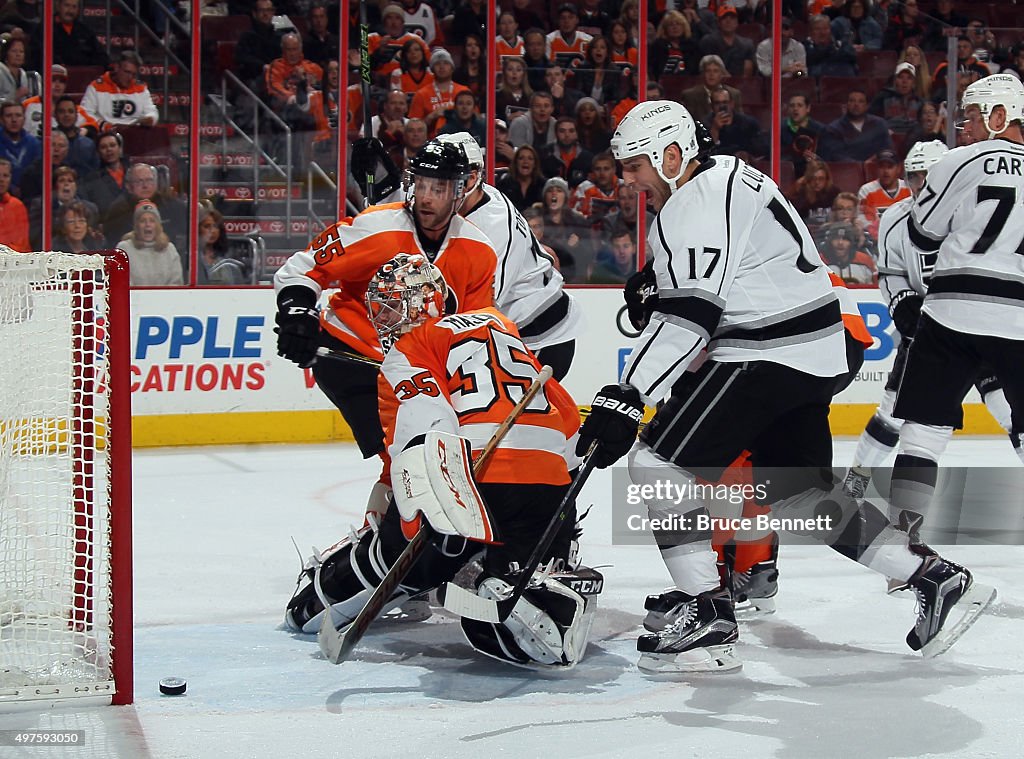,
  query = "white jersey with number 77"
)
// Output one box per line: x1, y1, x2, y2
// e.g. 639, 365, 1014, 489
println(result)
908, 140, 1024, 339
